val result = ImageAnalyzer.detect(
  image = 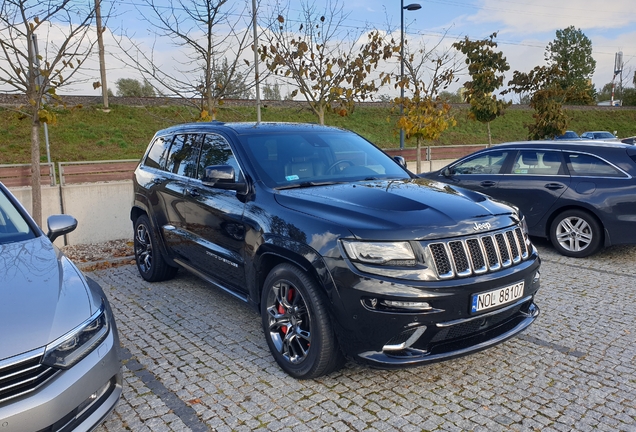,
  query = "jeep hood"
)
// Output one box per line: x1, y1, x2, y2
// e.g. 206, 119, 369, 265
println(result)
0, 236, 101, 361
274, 179, 520, 240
